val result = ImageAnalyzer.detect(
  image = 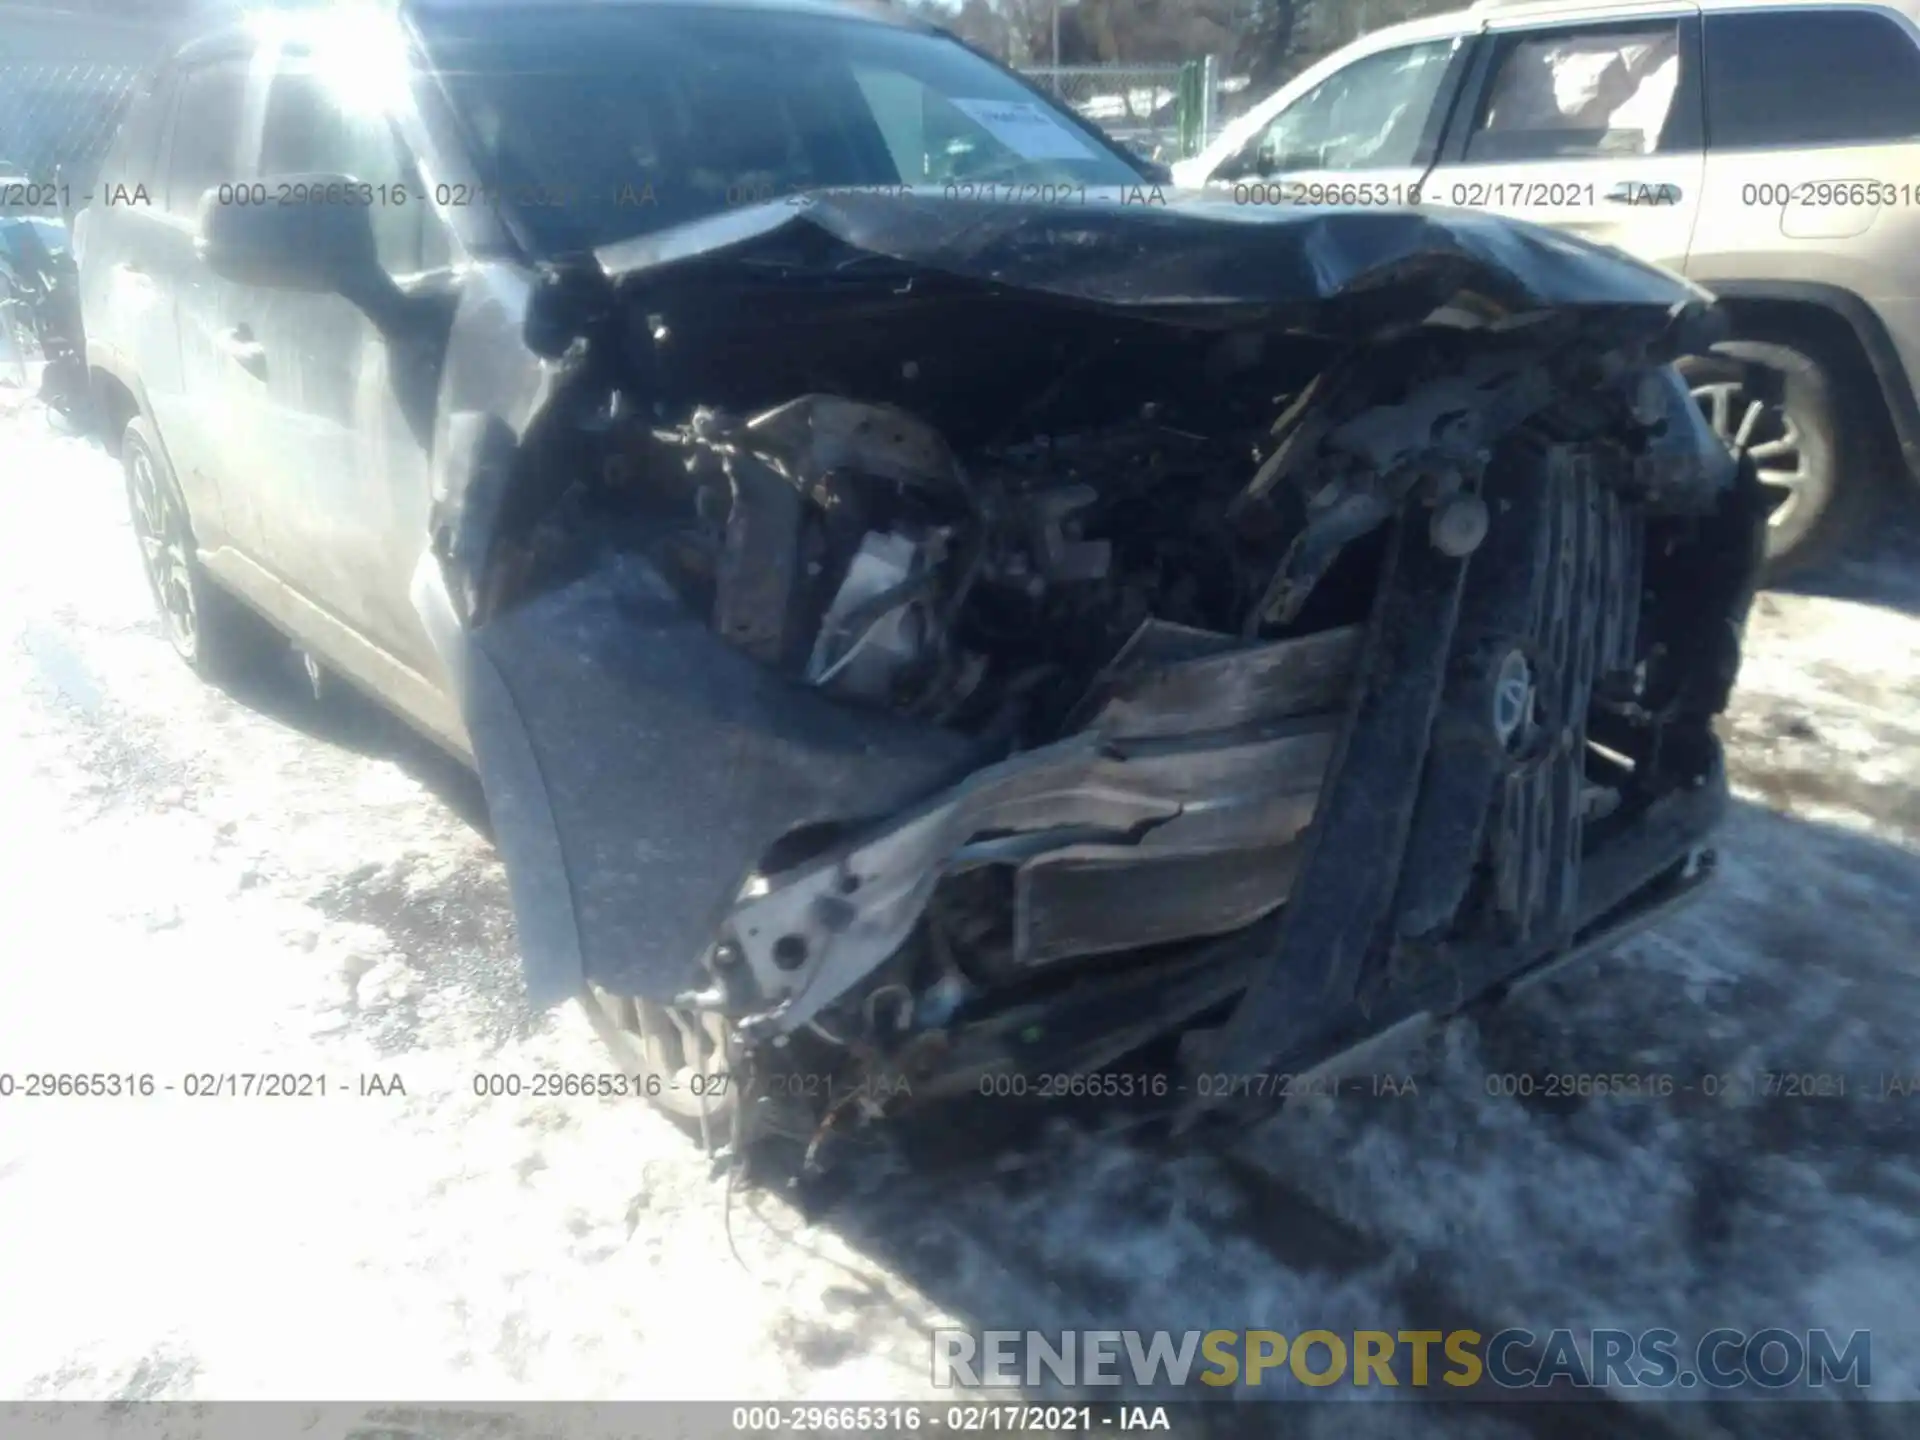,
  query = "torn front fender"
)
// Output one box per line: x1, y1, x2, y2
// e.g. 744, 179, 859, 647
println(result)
453, 554, 980, 1007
